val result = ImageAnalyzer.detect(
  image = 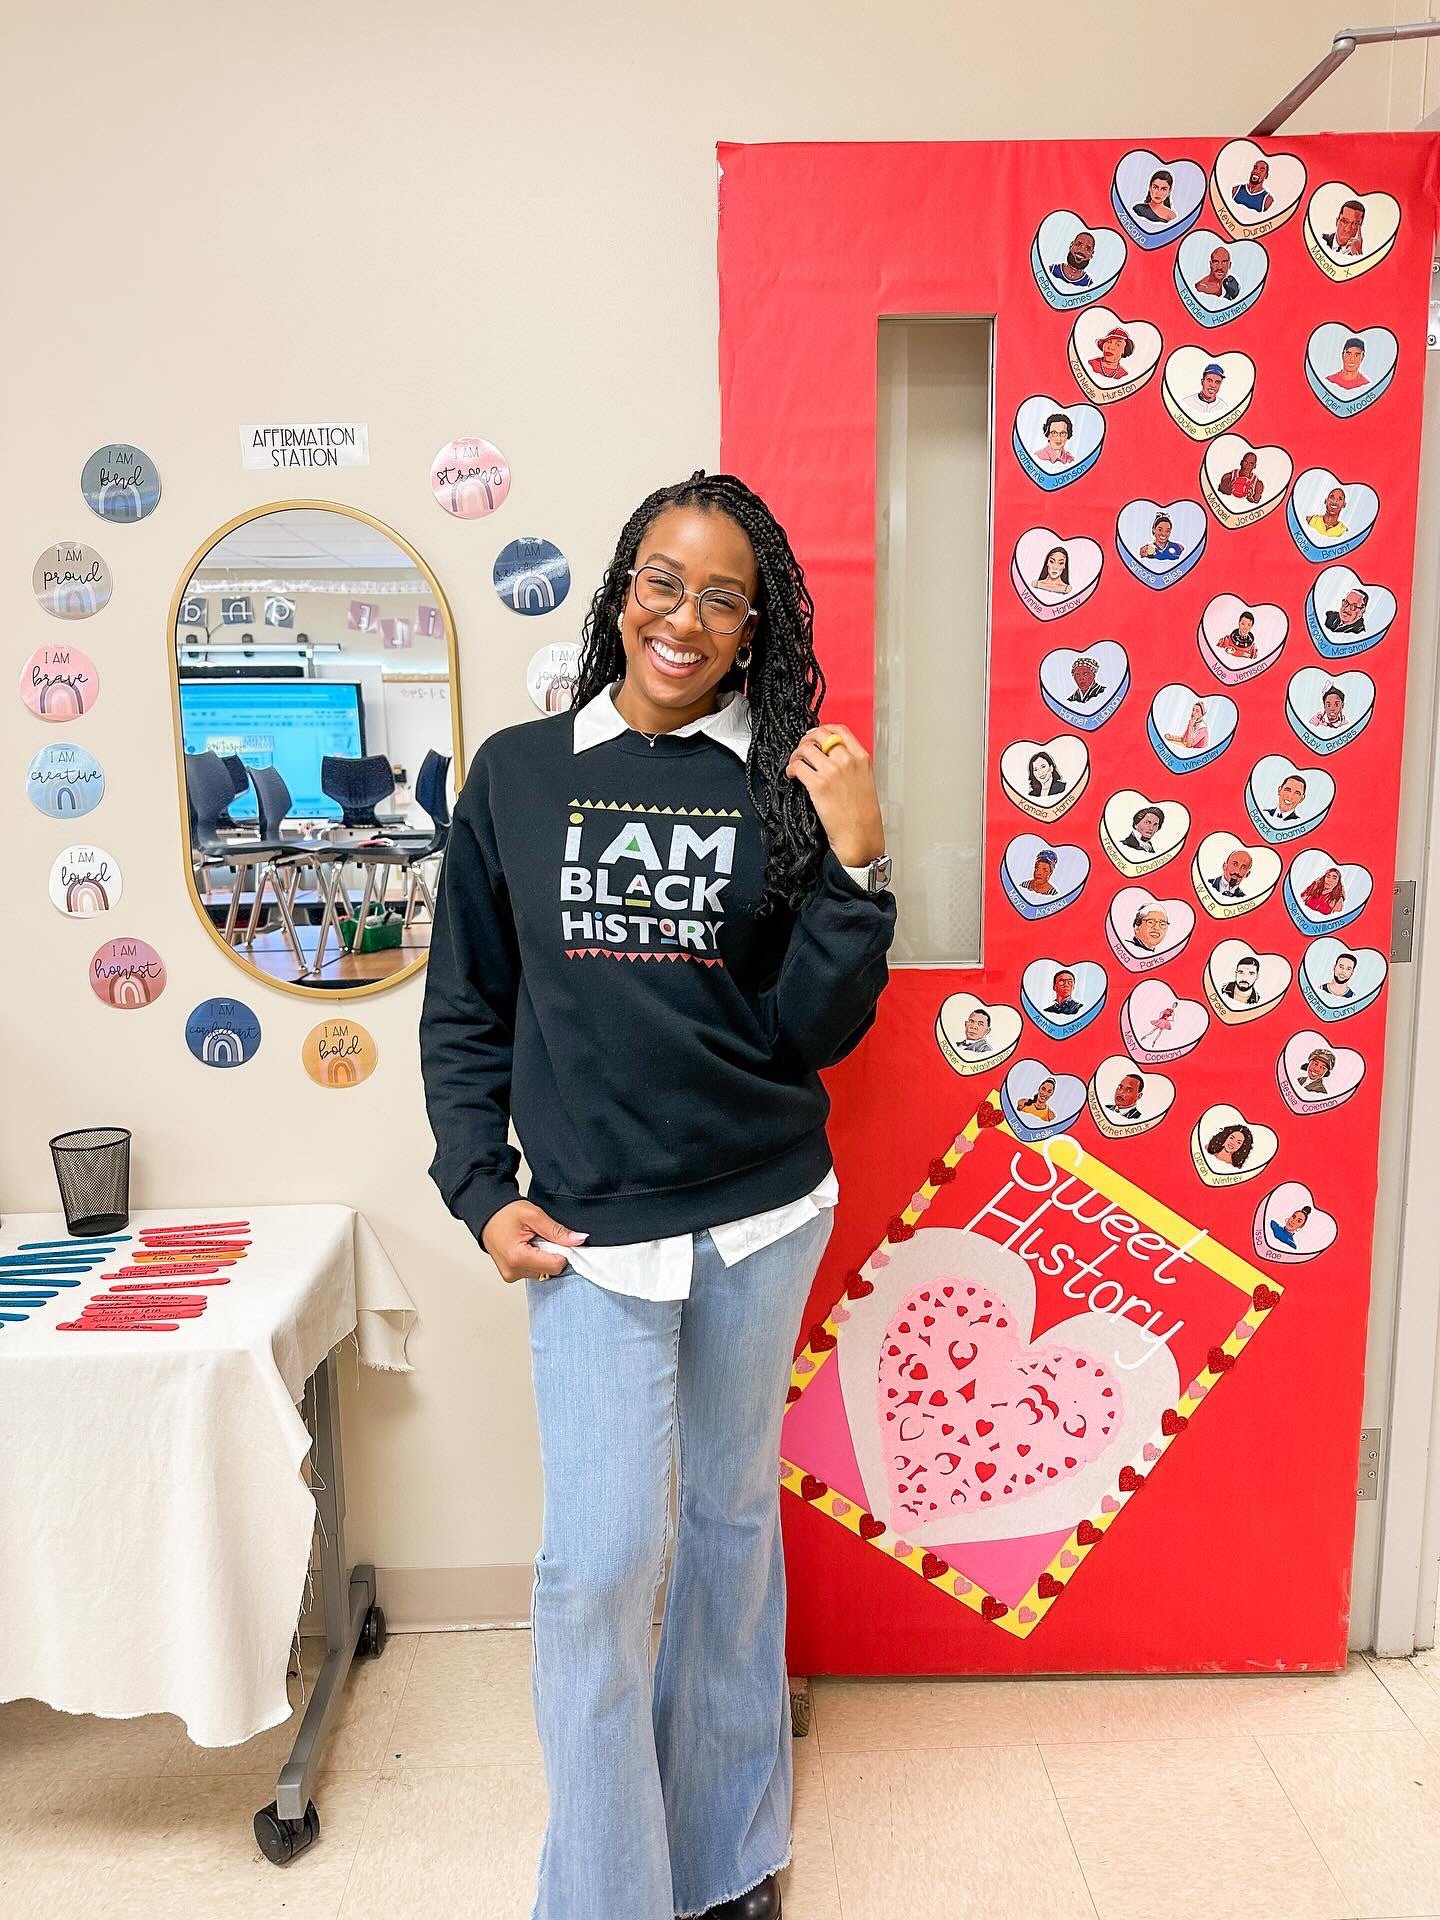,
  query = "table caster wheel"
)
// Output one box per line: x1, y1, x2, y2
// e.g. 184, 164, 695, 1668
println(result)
788, 1685, 812, 1738
358, 1602, 386, 1659
254, 1798, 320, 1865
